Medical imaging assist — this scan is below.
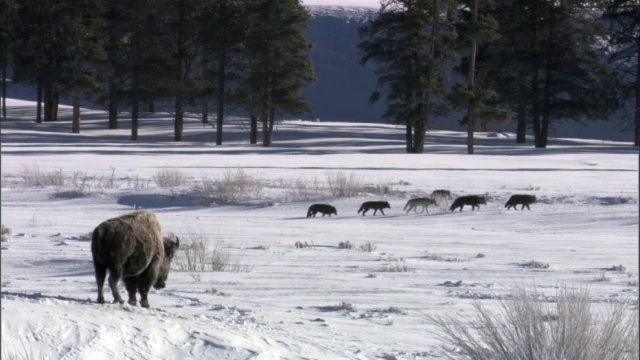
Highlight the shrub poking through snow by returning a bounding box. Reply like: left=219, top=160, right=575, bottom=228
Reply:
left=521, top=260, right=550, bottom=269
left=154, top=168, right=188, bottom=188
left=359, top=242, right=377, bottom=253
left=428, top=285, right=639, bottom=360
left=338, top=241, right=354, bottom=249
left=326, top=170, right=364, bottom=197
left=191, top=169, right=263, bottom=204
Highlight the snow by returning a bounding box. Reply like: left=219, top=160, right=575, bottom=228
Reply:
left=1, top=99, right=638, bottom=359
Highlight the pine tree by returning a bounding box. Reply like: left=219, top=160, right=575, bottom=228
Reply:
left=489, top=1, right=614, bottom=148
left=452, top=0, right=509, bottom=154
left=359, top=0, right=459, bottom=153
left=242, top=0, right=315, bottom=147
left=604, top=0, right=640, bottom=146
left=200, top=0, right=246, bottom=145
left=1, top=0, right=16, bottom=120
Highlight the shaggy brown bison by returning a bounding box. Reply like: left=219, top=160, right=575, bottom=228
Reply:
left=91, top=211, right=179, bottom=308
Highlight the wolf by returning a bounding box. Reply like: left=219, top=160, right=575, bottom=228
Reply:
left=449, top=195, right=486, bottom=212
left=357, top=201, right=390, bottom=216
left=430, top=189, right=451, bottom=199
left=505, top=194, right=537, bottom=210
left=307, top=204, right=338, bottom=217
left=404, top=197, right=437, bottom=214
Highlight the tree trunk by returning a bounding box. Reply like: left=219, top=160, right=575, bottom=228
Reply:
left=515, top=102, right=526, bottom=144
left=413, top=119, right=426, bottom=153
left=36, top=81, right=42, bottom=123
left=131, top=99, right=139, bottom=141
left=635, top=52, right=639, bottom=147
left=216, top=50, right=226, bottom=145
left=174, top=98, right=183, bottom=142
left=531, top=1, right=543, bottom=148
left=72, top=86, right=80, bottom=133
left=201, top=99, right=208, bottom=125
left=108, top=98, right=118, bottom=129
left=1, top=52, right=6, bottom=120
left=466, top=0, right=478, bottom=155
left=250, top=115, right=258, bottom=144
left=143, top=101, right=154, bottom=112
left=263, top=107, right=275, bottom=147
left=405, top=124, right=413, bottom=153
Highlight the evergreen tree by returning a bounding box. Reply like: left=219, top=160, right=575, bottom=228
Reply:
left=163, top=0, right=206, bottom=142
left=200, top=0, right=246, bottom=145
left=452, top=0, right=509, bottom=154
left=359, top=0, right=459, bottom=153
left=94, top=0, right=130, bottom=130
left=242, top=0, right=315, bottom=147
left=1, top=0, right=16, bottom=120
left=64, top=0, right=104, bottom=133
left=13, top=0, right=68, bottom=122
left=604, top=0, right=640, bottom=146
left=489, top=1, right=614, bottom=148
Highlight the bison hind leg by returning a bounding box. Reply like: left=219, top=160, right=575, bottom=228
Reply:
left=94, top=262, right=107, bottom=304
left=123, top=277, right=138, bottom=305
left=107, top=268, right=126, bottom=304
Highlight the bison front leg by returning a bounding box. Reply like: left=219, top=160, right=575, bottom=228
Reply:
left=107, top=268, right=126, bottom=304
left=123, top=277, right=138, bottom=305
left=137, top=264, right=160, bottom=308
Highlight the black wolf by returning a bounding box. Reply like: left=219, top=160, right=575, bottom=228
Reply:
left=505, top=194, right=537, bottom=210
left=358, top=201, right=391, bottom=216
left=91, top=211, right=180, bottom=308
left=307, top=204, right=337, bottom=217
left=449, top=195, right=487, bottom=212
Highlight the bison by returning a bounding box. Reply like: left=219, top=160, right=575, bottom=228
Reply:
left=91, top=211, right=179, bottom=308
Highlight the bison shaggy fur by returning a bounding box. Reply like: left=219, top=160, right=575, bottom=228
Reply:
left=91, top=211, right=179, bottom=308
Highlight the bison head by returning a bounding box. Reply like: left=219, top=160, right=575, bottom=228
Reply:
left=154, top=236, right=180, bottom=289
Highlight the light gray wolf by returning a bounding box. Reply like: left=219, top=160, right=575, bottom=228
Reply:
left=449, top=195, right=487, bottom=212
left=307, top=204, right=337, bottom=217
left=431, top=189, right=451, bottom=199
left=358, top=201, right=391, bottom=216
left=505, top=194, right=537, bottom=210
left=91, top=211, right=179, bottom=308
left=404, top=197, right=437, bottom=214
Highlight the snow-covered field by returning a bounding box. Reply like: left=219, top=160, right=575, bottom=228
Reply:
left=1, top=99, right=638, bottom=359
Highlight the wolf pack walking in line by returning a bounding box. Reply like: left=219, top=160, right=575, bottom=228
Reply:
left=307, top=190, right=537, bottom=218
left=90, top=191, right=536, bottom=307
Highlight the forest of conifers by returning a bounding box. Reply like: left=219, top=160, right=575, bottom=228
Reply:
left=0, top=0, right=638, bottom=151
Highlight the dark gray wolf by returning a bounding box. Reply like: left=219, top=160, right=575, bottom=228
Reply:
left=307, top=204, right=337, bottom=217
left=91, top=211, right=180, bottom=308
left=358, top=201, right=391, bottom=216
left=449, top=195, right=487, bottom=212
left=404, top=198, right=437, bottom=214
left=505, top=194, right=537, bottom=210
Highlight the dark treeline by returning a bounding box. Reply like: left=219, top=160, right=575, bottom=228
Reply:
left=0, top=0, right=314, bottom=146
left=1, top=0, right=638, bottom=150
left=359, top=0, right=639, bottom=151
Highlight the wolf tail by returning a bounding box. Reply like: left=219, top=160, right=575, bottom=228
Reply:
left=357, top=205, right=364, bottom=214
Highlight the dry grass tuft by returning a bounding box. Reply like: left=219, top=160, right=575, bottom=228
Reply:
left=428, top=285, right=638, bottom=360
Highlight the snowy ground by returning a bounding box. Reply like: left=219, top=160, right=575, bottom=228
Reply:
left=1, top=99, right=638, bottom=359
